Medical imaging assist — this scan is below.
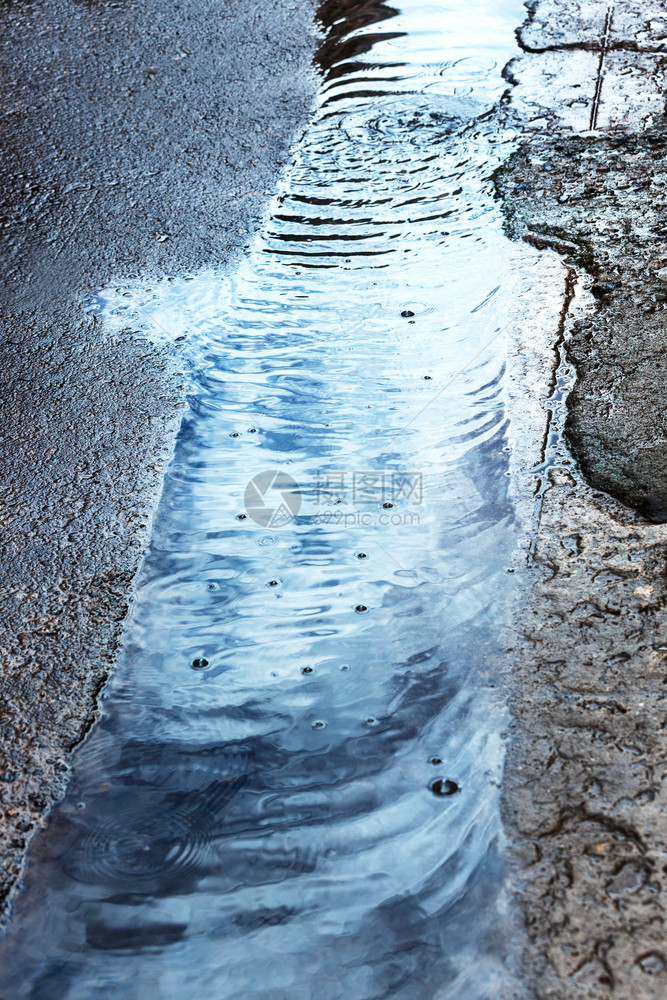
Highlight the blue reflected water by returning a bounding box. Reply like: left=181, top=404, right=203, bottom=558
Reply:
left=0, top=0, right=529, bottom=996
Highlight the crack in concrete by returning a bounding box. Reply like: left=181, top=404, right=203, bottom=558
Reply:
left=527, top=265, right=578, bottom=563
left=516, top=38, right=665, bottom=56
left=590, top=6, right=615, bottom=131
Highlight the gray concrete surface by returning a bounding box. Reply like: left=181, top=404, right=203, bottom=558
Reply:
left=0, top=0, right=318, bottom=916
left=498, top=1, right=667, bottom=996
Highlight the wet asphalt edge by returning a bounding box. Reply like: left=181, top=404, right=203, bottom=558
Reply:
left=0, top=0, right=319, bottom=918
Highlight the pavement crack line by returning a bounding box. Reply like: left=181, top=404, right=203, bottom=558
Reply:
left=516, top=38, right=662, bottom=56
left=528, top=264, right=578, bottom=563
left=590, top=6, right=615, bottom=131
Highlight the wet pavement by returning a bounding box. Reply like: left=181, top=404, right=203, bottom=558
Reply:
left=2, top=0, right=667, bottom=997
left=0, top=0, right=318, bottom=912
left=498, top=3, right=667, bottom=997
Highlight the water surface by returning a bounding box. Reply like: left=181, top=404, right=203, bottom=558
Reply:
left=1, top=0, right=529, bottom=996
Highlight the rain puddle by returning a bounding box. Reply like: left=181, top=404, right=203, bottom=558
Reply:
left=2, top=0, right=536, bottom=996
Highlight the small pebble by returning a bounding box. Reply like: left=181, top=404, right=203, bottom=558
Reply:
left=638, top=953, right=665, bottom=975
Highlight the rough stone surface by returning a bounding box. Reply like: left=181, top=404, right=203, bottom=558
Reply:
left=502, top=131, right=667, bottom=521
left=499, top=1, right=667, bottom=997
left=0, top=0, right=318, bottom=916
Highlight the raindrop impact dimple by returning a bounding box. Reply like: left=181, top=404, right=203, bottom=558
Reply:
left=430, top=778, right=460, bottom=797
